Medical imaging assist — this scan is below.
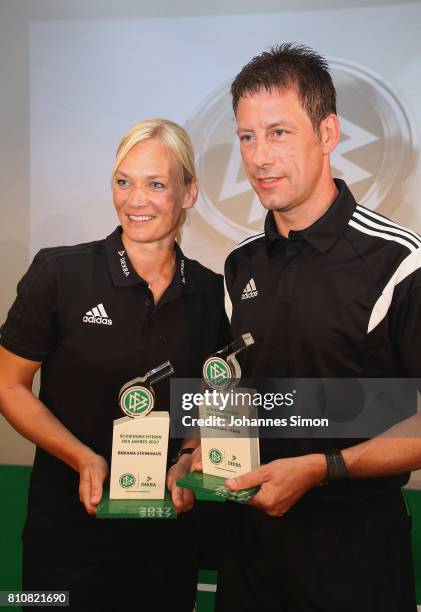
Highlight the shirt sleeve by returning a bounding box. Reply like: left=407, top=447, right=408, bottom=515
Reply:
left=0, top=249, right=59, bottom=361
left=224, top=251, right=235, bottom=294
left=217, top=277, right=232, bottom=349
left=394, top=284, right=421, bottom=377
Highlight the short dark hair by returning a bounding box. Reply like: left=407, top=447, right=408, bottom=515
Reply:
left=231, top=43, right=337, bottom=132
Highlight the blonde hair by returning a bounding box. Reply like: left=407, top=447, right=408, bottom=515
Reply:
left=112, top=118, right=195, bottom=185
left=112, top=119, right=195, bottom=237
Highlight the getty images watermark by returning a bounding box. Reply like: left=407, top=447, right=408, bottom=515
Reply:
left=179, top=388, right=328, bottom=429
left=170, top=379, right=420, bottom=439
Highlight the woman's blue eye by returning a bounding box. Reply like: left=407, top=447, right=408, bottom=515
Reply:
left=151, top=182, right=164, bottom=189
left=116, top=179, right=129, bottom=187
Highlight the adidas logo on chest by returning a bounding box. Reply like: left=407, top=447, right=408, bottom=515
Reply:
left=82, top=303, right=113, bottom=325
left=241, top=278, right=258, bottom=300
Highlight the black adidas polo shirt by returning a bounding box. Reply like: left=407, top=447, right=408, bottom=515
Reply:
left=225, top=179, right=421, bottom=500
left=1, top=227, right=230, bottom=526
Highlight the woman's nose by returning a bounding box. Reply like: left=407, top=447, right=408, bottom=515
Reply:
left=127, top=187, right=147, bottom=208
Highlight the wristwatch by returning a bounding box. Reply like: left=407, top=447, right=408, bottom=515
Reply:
left=324, top=449, right=349, bottom=481
left=172, top=447, right=195, bottom=464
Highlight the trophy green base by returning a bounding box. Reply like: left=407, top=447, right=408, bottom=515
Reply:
left=177, top=472, right=259, bottom=504
left=97, top=488, right=176, bottom=519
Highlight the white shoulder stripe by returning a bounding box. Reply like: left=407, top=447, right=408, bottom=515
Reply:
left=356, top=205, right=421, bottom=246
left=224, top=276, right=232, bottom=322
left=349, top=219, right=416, bottom=252
left=352, top=211, right=421, bottom=249
left=368, top=248, right=421, bottom=332
left=231, top=231, right=265, bottom=252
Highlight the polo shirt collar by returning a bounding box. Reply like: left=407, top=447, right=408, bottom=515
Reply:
left=105, top=226, right=195, bottom=292
left=265, top=178, right=357, bottom=254
left=174, top=241, right=195, bottom=294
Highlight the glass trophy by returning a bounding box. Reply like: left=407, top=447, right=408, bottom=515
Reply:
left=97, top=361, right=177, bottom=519
left=177, top=334, right=260, bottom=503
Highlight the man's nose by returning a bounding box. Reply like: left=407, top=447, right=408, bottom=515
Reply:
left=253, top=138, right=274, bottom=168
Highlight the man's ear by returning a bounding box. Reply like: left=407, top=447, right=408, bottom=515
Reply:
left=319, top=114, right=340, bottom=155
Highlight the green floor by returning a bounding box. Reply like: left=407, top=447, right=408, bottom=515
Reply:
left=1, top=466, right=421, bottom=609
left=404, top=488, right=421, bottom=602
left=0, top=466, right=217, bottom=611
left=0, top=467, right=31, bottom=593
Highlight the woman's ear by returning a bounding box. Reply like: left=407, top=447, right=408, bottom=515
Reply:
left=182, top=177, right=199, bottom=210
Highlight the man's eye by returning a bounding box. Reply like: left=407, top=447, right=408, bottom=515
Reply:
left=240, top=134, right=254, bottom=143
left=273, top=129, right=285, bottom=137
left=116, top=179, right=130, bottom=187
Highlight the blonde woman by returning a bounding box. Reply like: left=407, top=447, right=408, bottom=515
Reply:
left=0, top=119, right=230, bottom=611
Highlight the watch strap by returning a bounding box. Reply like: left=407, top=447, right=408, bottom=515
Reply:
left=173, top=447, right=195, bottom=464
left=324, top=449, right=349, bottom=481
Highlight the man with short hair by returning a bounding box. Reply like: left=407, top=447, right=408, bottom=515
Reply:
left=218, top=43, right=420, bottom=612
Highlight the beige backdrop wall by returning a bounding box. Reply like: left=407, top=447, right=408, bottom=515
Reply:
left=1, top=0, right=420, bottom=472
